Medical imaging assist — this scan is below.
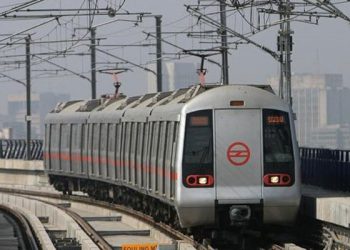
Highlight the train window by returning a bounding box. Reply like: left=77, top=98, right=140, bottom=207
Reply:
left=44, top=124, right=50, bottom=168
left=153, top=122, right=161, bottom=192
left=107, top=124, right=115, bottom=178
left=129, top=123, right=134, bottom=182
left=108, top=124, right=115, bottom=152
left=100, top=124, right=107, bottom=152
left=121, top=123, right=126, bottom=165
left=50, top=124, right=56, bottom=150
left=93, top=123, right=100, bottom=174
left=55, top=124, right=60, bottom=148
left=69, top=125, right=72, bottom=150
left=161, top=122, right=169, bottom=195
left=81, top=124, right=86, bottom=150
left=141, top=123, right=149, bottom=189
left=149, top=122, right=157, bottom=190
left=93, top=124, right=100, bottom=149
left=88, top=123, right=94, bottom=174
left=183, top=111, right=213, bottom=165
left=71, top=124, right=78, bottom=149
left=130, top=122, right=137, bottom=183
left=70, top=125, right=74, bottom=148
left=60, top=124, right=65, bottom=148
left=263, top=110, right=294, bottom=164
left=125, top=123, right=129, bottom=181
left=164, top=122, right=174, bottom=198
left=48, top=124, right=54, bottom=169
left=76, top=125, right=80, bottom=149
left=44, top=124, right=49, bottom=153
left=116, top=124, right=122, bottom=181
left=77, top=125, right=81, bottom=152
left=58, top=124, right=63, bottom=171
left=61, top=124, right=69, bottom=149
left=171, top=122, right=179, bottom=195
left=157, top=121, right=167, bottom=194
left=135, top=123, right=143, bottom=186
left=81, top=124, right=86, bottom=174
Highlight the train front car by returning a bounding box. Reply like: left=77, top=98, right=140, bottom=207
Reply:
left=174, top=85, right=301, bottom=228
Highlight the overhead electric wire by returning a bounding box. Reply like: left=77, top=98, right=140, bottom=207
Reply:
left=0, top=0, right=348, bottom=94
left=0, top=18, right=57, bottom=43
left=33, top=54, right=91, bottom=82
left=0, top=0, right=44, bottom=17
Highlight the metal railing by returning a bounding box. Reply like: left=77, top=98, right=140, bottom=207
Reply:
left=300, top=147, right=350, bottom=191
left=0, top=139, right=43, bottom=160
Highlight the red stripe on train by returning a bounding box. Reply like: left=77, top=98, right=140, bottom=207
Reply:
left=47, top=152, right=178, bottom=180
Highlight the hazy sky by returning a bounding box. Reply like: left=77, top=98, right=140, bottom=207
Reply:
left=0, top=0, right=349, bottom=114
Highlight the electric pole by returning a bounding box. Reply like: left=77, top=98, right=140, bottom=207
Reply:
left=155, top=15, right=163, bottom=92
left=25, top=35, right=31, bottom=160
left=220, top=1, right=229, bottom=85
left=278, top=0, right=293, bottom=105
left=90, top=27, right=97, bottom=99
left=285, top=0, right=293, bottom=106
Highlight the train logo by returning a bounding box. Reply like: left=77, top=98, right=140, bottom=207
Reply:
left=226, top=141, right=251, bottom=166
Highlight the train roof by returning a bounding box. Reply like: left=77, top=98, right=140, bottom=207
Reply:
left=45, top=84, right=288, bottom=124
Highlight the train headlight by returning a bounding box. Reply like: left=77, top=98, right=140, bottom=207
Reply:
left=270, top=176, right=280, bottom=184
left=198, top=177, right=208, bottom=185
left=263, top=174, right=292, bottom=186
left=185, top=175, right=214, bottom=187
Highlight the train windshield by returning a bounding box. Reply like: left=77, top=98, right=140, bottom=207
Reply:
left=183, top=110, right=213, bottom=164
left=263, top=109, right=294, bottom=165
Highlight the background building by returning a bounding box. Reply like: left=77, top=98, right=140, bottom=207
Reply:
left=6, top=92, right=69, bottom=139
left=310, top=124, right=350, bottom=149
left=147, top=62, right=198, bottom=92
left=268, top=73, right=350, bottom=149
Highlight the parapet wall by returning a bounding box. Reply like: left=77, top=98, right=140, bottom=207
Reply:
left=0, top=159, right=49, bottom=188
left=0, top=159, right=44, bottom=170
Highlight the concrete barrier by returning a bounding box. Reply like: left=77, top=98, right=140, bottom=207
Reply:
left=0, top=159, right=52, bottom=190
left=301, top=185, right=350, bottom=228
left=0, top=159, right=44, bottom=170
left=0, top=193, right=99, bottom=250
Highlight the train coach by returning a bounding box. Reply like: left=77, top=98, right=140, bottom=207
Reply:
left=44, top=84, right=301, bottom=229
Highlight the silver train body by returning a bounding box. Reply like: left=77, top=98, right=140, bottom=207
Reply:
left=44, top=84, right=301, bottom=228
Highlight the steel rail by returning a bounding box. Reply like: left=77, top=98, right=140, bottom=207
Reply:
left=24, top=196, right=113, bottom=250
left=0, top=204, right=40, bottom=250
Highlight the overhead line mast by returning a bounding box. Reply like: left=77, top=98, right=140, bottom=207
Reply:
left=155, top=15, right=163, bottom=92
left=25, top=36, right=31, bottom=160
left=219, top=0, right=229, bottom=85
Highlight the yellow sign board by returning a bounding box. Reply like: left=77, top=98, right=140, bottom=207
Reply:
left=121, top=243, right=158, bottom=250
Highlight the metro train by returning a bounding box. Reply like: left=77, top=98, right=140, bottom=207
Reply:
left=44, top=84, right=301, bottom=230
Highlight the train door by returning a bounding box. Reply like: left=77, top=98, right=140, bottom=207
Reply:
left=214, top=109, right=262, bottom=202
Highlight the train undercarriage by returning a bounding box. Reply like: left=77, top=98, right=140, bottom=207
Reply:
left=49, top=174, right=182, bottom=229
